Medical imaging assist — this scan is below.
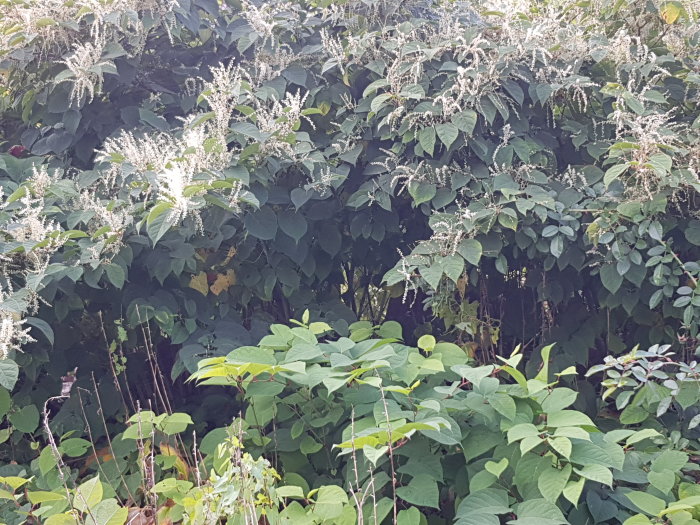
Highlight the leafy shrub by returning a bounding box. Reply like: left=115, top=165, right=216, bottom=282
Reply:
left=0, top=0, right=699, bottom=523
left=3, top=317, right=699, bottom=524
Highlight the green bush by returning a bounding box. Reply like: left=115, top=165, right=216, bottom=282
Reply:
left=0, top=0, right=699, bottom=523
left=5, top=318, right=700, bottom=523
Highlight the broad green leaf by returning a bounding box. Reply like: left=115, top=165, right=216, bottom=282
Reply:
left=600, top=264, right=623, bottom=294
left=157, top=413, right=193, bottom=435
left=452, top=109, right=478, bottom=134
left=74, top=476, right=103, bottom=513
left=84, top=498, right=128, bottom=525
left=625, top=491, right=666, bottom=516
left=27, top=491, right=66, bottom=504
left=396, top=474, right=439, bottom=509
left=563, top=477, right=585, bottom=507
left=244, top=206, right=278, bottom=240
left=9, top=404, right=39, bottom=433
left=489, top=393, right=516, bottom=421
left=541, top=388, right=578, bottom=413
left=573, top=464, right=612, bottom=486
left=45, top=514, right=79, bottom=525
left=0, top=360, right=19, bottom=391
left=549, top=437, right=572, bottom=459
left=0, top=388, right=10, bottom=418
left=537, top=463, right=571, bottom=502
left=604, top=163, right=629, bottom=187
left=313, top=485, right=349, bottom=520
left=418, top=127, right=436, bottom=157
left=485, top=458, right=508, bottom=478
left=546, top=410, right=594, bottom=428
left=397, top=507, right=422, bottom=525
left=507, top=423, right=540, bottom=443
left=457, top=239, right=483, bottom=265
left=279, top=210, right=308, bottom=242
left=647, top=469, right=675, bottom=494
left=417, top=334, right=436, bottom=352
left=436, top=122, right=459, bottom=149
left=651, top=450, right=688, bottom=473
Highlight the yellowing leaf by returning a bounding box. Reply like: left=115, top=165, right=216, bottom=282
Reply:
left=189, top=272, right=209, bottom=296
left=210, top=269, right=236, bottom=296
left=220, top=246, right=237, bottom=267
left=159, top=443, right=189, bottom=480
left=660, top=1, right=682, bottom=23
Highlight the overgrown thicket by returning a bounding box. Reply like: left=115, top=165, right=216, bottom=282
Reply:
left=1, top=0, right=700, bottom=523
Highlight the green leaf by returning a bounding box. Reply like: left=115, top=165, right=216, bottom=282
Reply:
left=0, top=360, right=19, bottom=391
left=417, top=334, right=436, bottom=352
left=541, top=388, right=578, bottom=413
left=27, top=491, right=66, bottom=504
left=420, top=265, right=443, bottom=289
left=408, top=182, right=436, bottom=205
left=489, top=393, right=516, bottom=421
left=74, top=476, right=103, bottom=513
left=647, top=470, right=675, bottom=494
left=60, top=438, right=91, bottom=457
left=9, top=404, right=39, bottom=433
left=549, top=437, right=572, bottom=459
left=457, top=239, right=483, bottom=265
left=396, top=474, right=439, bottom=509
left=313, top=485, right=349, bottom=520
left=397, top=507, right=422, bottom=525
left=25, top=317, right=54, bottom=345
left=244, top=206, right=278, bottom=240
left=651, top=450, right=688, bottom=473
left=436, top=123, right=459, bottom=149
left=507, top=423, right=539, bottom=443
left=538, top=463, right=571, bottom=503
left=535, top=344, right=553, bottom=383
left=456, top=488, right=510, bottom=516
left=440, top=254, right=464, bottom=283
left=279, top=210, right=308, bottom=242
left=371, top=93, right=392, bottom=113
left=0, top=388, right=9, bottom=419
left=625, top=491, right=666, bottom=516
left=104, top=264, right=125, bottom=289
left=512, top=498, right=567, bottom=524
left=45, top=514, right=78, bottom=525
left=604, top=163, right=629, bottom=187
left=84, top=498, right=128, bottom=525
left=562, top=477, right=585, bottom=507
left=146, top=206, right=174, bottom=245
left=573, top=464, right=612, bottom=486
left=546, top=410, right=594, bottom=428
left=157, top=413, right=193, bottom=435
left=600, top=264, right=623, bottom=294
left=418, top=127, right=436, bottom=157
left=453, top=109, right=478, bottom=135
left=485, top=458, right=508, bottom=478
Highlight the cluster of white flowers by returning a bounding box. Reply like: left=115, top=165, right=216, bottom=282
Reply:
left=96, top=62, right=252, bottom=225
left=390, top=161, right=454, bottom=195
left=199, top=63, right=244, bottom=143
left=254, top=91, right=312, bottom=156
left=240, top=1, right=298, bottom=47
left=78, top=191, right=134, bottom=238
left=0, top=289, right=35, bottom=360
left=1, top=167, right=62, bottom=246
left=58, top=30, right=111, bottom=105
left=2, top=0, right=178, bottom=109
left=1, top=0, right=178, bottom=56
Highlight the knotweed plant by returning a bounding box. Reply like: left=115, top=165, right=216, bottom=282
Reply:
left=0, top=287, right=35, bottom=360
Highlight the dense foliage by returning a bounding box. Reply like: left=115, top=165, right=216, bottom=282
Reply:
left=0, top=0, right=699, bottom=523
